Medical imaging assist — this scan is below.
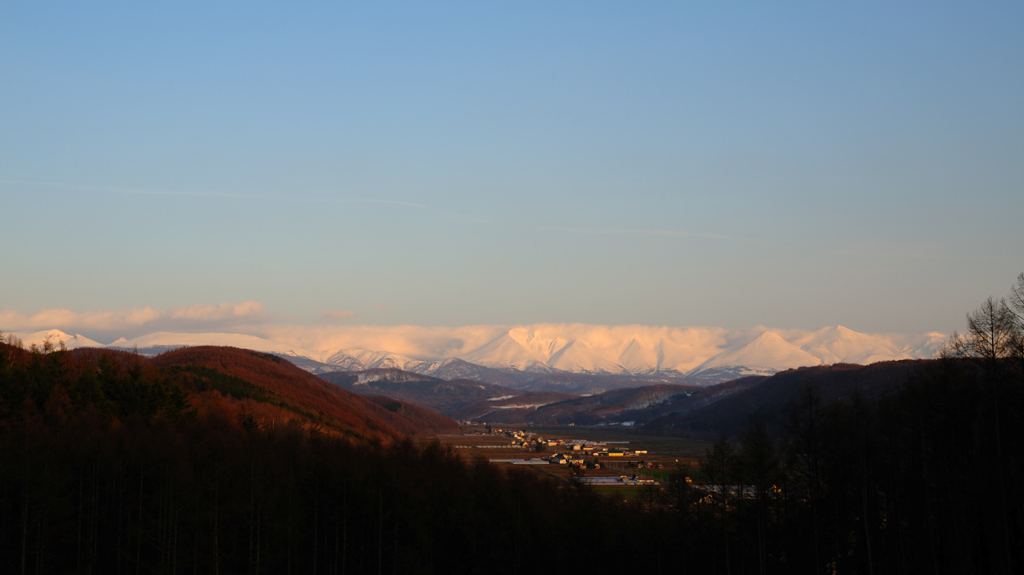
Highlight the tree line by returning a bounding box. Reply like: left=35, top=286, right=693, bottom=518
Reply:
left=680, top=273, right=1024, bottom=574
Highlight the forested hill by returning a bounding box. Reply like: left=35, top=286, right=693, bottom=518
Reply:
left=646, top=359, right=930, bottom=437
left=0, top=342, right=458, bottom=440
left=150, top=346, right=459, bottom=437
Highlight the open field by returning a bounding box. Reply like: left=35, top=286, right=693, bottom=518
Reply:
left=430, top=424, right=711, bottom=459
left=593, top=486, right=644, bottom=499
left=424, top=425, right=712, bottom=494
left=422, top=431, right=533, bottom=463
left=523, top=425, right=711, bottom=459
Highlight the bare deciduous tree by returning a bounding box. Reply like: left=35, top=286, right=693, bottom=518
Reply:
left=943, top=297, right=1019, bottom=371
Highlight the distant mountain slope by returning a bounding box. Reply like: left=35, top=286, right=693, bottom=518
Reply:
left=449, top=378, right=767, bottom=426
left=447, top=360, right=929, bottom=430
left=416, top=358, right=530, bottom=385
left=319, top=369, right=523, bottom=414
left=446, top=391, right=578, bottom=424
left=408, top=358, right=697, bottom=394
left=314, top=365, right=760, bottom=426
left=317, top=367, right=582, bottom=420
left=646, top=360, right=930, bottom=437
left=451, top=384, right=696, bottom=425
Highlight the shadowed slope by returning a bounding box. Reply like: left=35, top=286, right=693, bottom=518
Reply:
left=321, top=368, right=525, bottom=413
left=647, top=359, right=929, bottom=437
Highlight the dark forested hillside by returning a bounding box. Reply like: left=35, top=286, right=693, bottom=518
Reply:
left=647, top=360, right=928, bottom=437
left=0, top=342, right=456, bottom=443
left=0, top=382, right=654, bottom=574
left=150, top=347, right=458, bottom=437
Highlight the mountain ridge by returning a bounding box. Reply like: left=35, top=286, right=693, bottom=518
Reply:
left=9, top=324, right=945, bottom=387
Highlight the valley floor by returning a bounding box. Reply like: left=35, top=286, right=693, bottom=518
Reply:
left=424, top=424, right=711, bottom=500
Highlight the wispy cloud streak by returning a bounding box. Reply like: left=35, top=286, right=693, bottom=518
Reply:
left=0, top=301, right=269, bottom=335
left=0, top=180, right=428, bottom=210
left=318, top=309, right=363, bottom=322
left=544, top=226, right=750, bottom=242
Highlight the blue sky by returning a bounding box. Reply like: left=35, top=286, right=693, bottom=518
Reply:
left=2, top=2, right=1022, bottom=335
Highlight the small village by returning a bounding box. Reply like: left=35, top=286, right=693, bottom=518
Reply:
left=444, top=425, right=687, bottom=489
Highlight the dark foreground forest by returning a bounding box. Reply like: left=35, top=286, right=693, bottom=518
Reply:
left=1, top=276, right=1023, bottom=574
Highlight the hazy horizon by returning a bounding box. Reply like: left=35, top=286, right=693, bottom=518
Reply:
left=2, top=302, right=947, bottom=349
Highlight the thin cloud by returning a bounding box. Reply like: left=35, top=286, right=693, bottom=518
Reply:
left=0, top=180, right=244, bottom=199
left=0, top=300, right=269, bottom=334
left=544, top=226, right=750, bottom=242
left=0, top=180, right=428, bottom=210
left=312, top=198, right=428, bottom=210
left=170, top=301, right=270, bottom=322
left=319, top=309, right=363, bottom=322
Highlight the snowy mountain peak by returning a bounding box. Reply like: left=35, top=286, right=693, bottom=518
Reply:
left=689, top=331, right=823, bottom=376
left=463, top=331, right=551, bottom=372
left=547, top=338, right=627, bottom=374
left=11, top=330, right=103, bottom=350
left=794, top=325, right=910, bottom=365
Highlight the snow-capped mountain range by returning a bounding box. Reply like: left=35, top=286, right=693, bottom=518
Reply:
left=7, top=324, right=947, bottom=385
